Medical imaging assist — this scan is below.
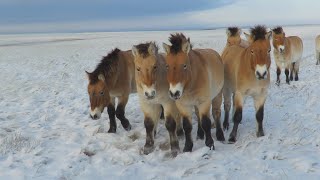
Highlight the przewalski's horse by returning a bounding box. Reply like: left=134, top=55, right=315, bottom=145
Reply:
left=86, top=48, right=135, bottom=133
left=163, top=33, right=224, bottom=152
left=315, top=35, right=320, bottom=65
left=221, top=27, right=249, bottom=58
left=221, top=25, right=272, bottom=143
left=132, top=42, right=181, bottom=156
left=272, top=27, right=303, bottom=85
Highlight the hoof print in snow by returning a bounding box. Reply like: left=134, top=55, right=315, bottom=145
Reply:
left=83, top=150, right=95, bottom=157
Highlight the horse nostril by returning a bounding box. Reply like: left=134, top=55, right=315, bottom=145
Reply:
left=151, top=91, right=155, bottom=96
left=145, top=92, right=149, bottom=97
left=93, top=115, right=98, bottom=119
left=174, top=91, right=180, bottom=97
left=90, top=115, right=93, bottom=119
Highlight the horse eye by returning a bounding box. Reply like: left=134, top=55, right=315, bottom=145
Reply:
left=100, top=91, right=104, bottom=96
left=268, top=49, right=271, bottom=54
left=183, top=64, right=187, bottom=69
left=137, top=67, right=140, bottom=72
left=153, top=66, right=157, bottom=70
left=166, top=64, right=169, bottom=70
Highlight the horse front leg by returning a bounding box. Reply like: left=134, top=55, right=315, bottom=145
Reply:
left=254, top=92, right=267, bottom=137
left=212, top=90, right=225, bottom=142
left=198, top=101, right=215, bottom=150
left=176, top=103, right=193, bottom=152
left=195, top=106, right=204, bottom=140
left=107, top=97, right=116, bottom=133
left=285, top=67, right=290, bottom=84
left=163, top=103, right=180, bottom=157
left=276, top=66, right=281, bottom=86
left=229, top=92, right=243, bottom=143
left=116, top=95, right=131, bottom=131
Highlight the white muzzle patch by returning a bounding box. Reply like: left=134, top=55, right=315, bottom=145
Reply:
left=90, top=107, right=102, bottom=120
left=142, top=84, right=156, bottom=99
left=169, top=83, right=184, bottom=100
left=278, top=45, right=285, bottom=52
left=255, top=64, right=268, bottom=80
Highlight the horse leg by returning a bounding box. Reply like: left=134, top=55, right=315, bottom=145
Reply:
left=223, top=87, right=232, bottom=131
left=116, top=95, right=131, bottom=131
left=107, top=97, right=117, bottom=133
left=285, top=67, right=290, bottom=84
left=229, top=92, right=243, bottom=143
left=316, top=51, right=320, bottom=65
left=294, top=61, right=300, bottom=81
left=198, top=101, right=215, bottom=150
left=176, top=103, right=193, bottom=152
left=254, top=93, right=267, bottom=137
left=289, top=62, right=294, bottom=81
left=163, top=103, right=180, bottom=157
left=212, top=90, right=225, bottom=141
left=195, top=106, right=204, bottom=140
left=142, top=104, right=161, bottom=155
left=276, top=67, right=281, bottom=86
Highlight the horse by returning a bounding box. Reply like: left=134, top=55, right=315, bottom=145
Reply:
left=316, top=35, right=320, bottom=65
left=224, top=27, right=249, bottom=49
left=86, top=48, right=135, bottom=133
left=221, top=25, right=271, bottom=143
left=132, top=42, right=182, bottom=156
left=163, top=33, right=224, bottom=152
left=271, top=26, right=303, bottom=85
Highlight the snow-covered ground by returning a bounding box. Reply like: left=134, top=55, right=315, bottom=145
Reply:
left=1, top=25, right=320, bottom=179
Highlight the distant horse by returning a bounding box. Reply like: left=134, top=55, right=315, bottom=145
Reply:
left=86, top=48, right=135, bottom=133
left=223, top=27, right=249, bottom=50
left=272, top=27, right=303, bottom=85
left=221, top=25, right=271, bottom=143
left=163, top=33, right=224, bottom=152
left=316, top=35, right=320, bottom=65
left=132, top=42, right=181, bottom=156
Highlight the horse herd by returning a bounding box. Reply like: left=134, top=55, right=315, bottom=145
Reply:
left=86, top=25, right=317, bottom=157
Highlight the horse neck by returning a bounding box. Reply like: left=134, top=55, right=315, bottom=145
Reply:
left=241, top=48, right=255, bottom=76
left=155, top=54, right=168, bottom=88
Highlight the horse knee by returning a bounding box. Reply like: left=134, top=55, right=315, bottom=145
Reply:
left=165, top=116, right=176, bottom=133
left=115, top=106, right=124, bottom=119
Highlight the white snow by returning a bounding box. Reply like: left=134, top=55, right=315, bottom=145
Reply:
left=1, top=25, right=320, bottom=179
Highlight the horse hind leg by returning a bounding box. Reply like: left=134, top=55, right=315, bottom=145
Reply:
left=276, top=67, right=281, bottom=86
left=115, top=95, right=131, bottom=131
left=195, top=106, right=204, bottom=140
left=212, top=90, right=225, bottom=141
left=229, top=92, right=243, bottom=143
left=316, top=51, right=320, bottom=65
left=222, top=88, right=232, bottom=131
left=285, top=67, right=290, bottom=85
left=289, top=62, right=294, bottom=81
left=294, top=61, right=300, bottom=81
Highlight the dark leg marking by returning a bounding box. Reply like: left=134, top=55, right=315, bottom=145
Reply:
left=290, top=63, right=295, bottom=81
left=276, top=67, right=281, bottom=86
left=201, top=115, right=214, bottom=150
left=116, top=105, right=131, bottom=131
left=229, top=108, right=242, bottom=143
left=144, top=117, right=155, bottom=155
left=197, top=118, right=204, bottom=140
left=165, top=116, right=180, bottom=157
left=107, top=105, right=116, bottom=133
left=182, top=117, right=193, bottom=152
left=256, top=105, right=265, bottom=137
left=285, top=68, right=290, bottom=84
left=223, top=103, right=230, bottom=131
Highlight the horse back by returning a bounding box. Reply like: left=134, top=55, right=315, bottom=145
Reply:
left=287, top=36, right=303, bottom=61
left=118, top=50, right=137, bottom=93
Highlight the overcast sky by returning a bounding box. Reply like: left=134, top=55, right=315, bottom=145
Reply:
left=1, top=0, right=320, bottom=33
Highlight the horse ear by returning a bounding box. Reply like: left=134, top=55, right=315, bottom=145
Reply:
left=266, top=31, right=272, bottom=40
left=132, top=45, right=139, bottom=58
left=182, top=41, right=191, bottom=54
left=148, top=42, right=158, bottom=56
left=98, top=74, right=105, bottom=82
left=85, top=71, right=91, bottom=81
left=163, top=43, right=170, bottom=55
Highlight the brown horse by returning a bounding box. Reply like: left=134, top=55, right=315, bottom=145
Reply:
left=132, top=42, right=181, bottom=156
left=86, top=48, right=136, bottom=133
left=225, top=27, right=249, bottom=48
left=163, top=33, right=224, bottom=152
left=272, top=26, right=303, bottom=85
left=221, top=25, right=271, bottom=143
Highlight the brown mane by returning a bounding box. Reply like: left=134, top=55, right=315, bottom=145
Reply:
left=227, top=27, right=240, bottom=37
left=251, top=25, right=268, bottom=41
left=168, top=33, right=192, bottom=54
left=89, top=48, right=120, bottom=84
left=272, top=26, right=283, bottom=34
left=135, top=42, right=158, bottom=58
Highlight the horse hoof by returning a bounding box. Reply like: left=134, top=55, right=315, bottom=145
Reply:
left=123, top=123, right=132, bottom=131
left=183, top=143, right=193, bottom=152
left=295, top=77, right=299, bottom=81
left=256, top=131, right=265, bottom=137
left=228, top=136, right=236, bottom=143
left=107, top=128, right=116, bottom=133
left=197, top=134, right=204, bottom=140
left=205, top=138, right=214, bottom=148
left=290, top=76, right=293, bottom=81
left=143, top=145, right=155, bottom=155
left=286, top=80, right=290, bottom=85
left=216, top=129, right=225, bottom=141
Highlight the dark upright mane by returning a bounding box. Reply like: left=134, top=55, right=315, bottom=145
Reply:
left=168, top=33, right=191, bottom=54
left=227, top=27, right=240, bottom=36
left=250, top=25, right=267, bottom=41
left=135, top=42, right=158, bottom=58
left=89, top=48, right=120, bottom=84
left=272, top=26, right=283, bottom=34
